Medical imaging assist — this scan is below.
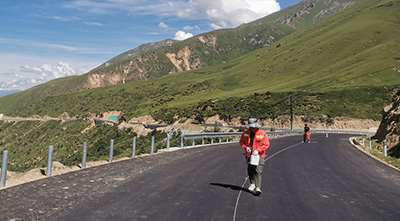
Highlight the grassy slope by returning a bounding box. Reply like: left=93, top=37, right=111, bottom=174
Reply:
left=0, top=0, right=356, bottom=114
left=6, top=0, right=396, bottom=120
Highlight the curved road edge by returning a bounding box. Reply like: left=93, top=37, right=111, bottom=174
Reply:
left=349, top=136, right=400, bottom=172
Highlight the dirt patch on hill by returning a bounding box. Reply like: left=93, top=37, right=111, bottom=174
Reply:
left=259, top=115, right=379, bottom=130
left=122, top=114, right=379, bottom=136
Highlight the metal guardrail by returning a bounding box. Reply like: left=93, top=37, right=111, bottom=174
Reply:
left=180, top=132, right=240, bottom=147
left=180, top=128, right=373, bottom=148
left=309, top=128, right=373, bottom=135
left=182, top=132, right=243, bottom=140
left=180, top=131, right=302, bottom=147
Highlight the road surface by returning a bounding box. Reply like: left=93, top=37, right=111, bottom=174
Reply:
left=0, top=134, right=399, bottom=220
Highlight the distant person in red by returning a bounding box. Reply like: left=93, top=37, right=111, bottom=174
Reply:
left=239, top=118, right=270, bottom=195
left=303, top=124, right=310, bottom=143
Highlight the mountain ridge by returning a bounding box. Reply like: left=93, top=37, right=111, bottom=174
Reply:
left=0, top=0, right=358, bottom=105
left=86, top=0, right=358, bottom=89
left=97, top=39, right=177, bottom=69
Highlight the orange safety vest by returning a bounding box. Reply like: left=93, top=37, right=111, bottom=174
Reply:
left=303, top=132, right=310, bottom=139
left=239, top=129, right=270, bottom=157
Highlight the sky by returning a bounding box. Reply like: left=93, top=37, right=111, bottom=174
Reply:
left=0, top=0, right=302, bottom=91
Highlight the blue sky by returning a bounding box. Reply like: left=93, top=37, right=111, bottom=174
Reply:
left=0, top=0, right=302, bottom=91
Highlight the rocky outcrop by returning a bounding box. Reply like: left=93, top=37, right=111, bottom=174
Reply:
left=84, top=52, right=155, bottom=89
left=166, top=46, right=200, bottom=72
left=277, top=2, right=316, bottom=25
left=275, top=0, right=356, bottom=25
left=86, top=72, right=127, bottom=88
left=314, top=0, right=356, bottom=22
left=374, top=90, right=400, bottom=157
left=197, top=34, right=217, bottom=49
left=99, top=39, right=176, bottom=68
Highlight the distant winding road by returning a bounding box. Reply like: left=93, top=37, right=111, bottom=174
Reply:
left=1, top=134, right=399, bottom=220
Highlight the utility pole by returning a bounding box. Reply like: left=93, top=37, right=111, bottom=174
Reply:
left=290, top=93, right=293, bottom=131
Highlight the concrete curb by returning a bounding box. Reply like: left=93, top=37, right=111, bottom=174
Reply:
left=349, top=137, right=400, bottom=172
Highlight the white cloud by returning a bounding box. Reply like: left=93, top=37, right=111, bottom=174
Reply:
left=173, top=31, right=193, bottom=41
left=175, top=0, right=280, bottom=29
left=183, top=25, right=199, bottom=30
left=61, top=0, right=281, bottom=40
left=63, top=0, right=176, bottom=16
left=0, top=37, right=85, bottom=53
left=21, top=62, right=80, bottom=80
left=85, top=21, right=105, bottom=26
left=63, top=0, right=280, bottom=30
left=0, top=61, right=92, bottom=91
left=48, top=15, right=80, bottom=22
left=158, top=22, right=169, bottom=29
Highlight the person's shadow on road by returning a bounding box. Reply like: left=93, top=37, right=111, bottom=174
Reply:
left=210, top=183, right=252, bottom=194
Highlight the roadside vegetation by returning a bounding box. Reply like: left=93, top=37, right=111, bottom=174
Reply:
left=0, top=120, right=182, bottom=173
left=354, top=136, right=400, bottom=170
left=0, top=120, right=231, bottom=173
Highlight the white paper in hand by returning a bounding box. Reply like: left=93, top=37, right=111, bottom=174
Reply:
left=250, top=154, right=260, bottom=165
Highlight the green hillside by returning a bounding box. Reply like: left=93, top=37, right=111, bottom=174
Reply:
left=0, top=0, right=398, bottom=122
left=0, top=0, right=358, bottom=113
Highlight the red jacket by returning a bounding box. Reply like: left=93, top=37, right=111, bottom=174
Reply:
left=239, top=129, right=270, bottom=157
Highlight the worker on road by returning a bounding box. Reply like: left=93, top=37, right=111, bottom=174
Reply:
left=303, top=124, right=310, bottom=143
left=239, top=118, right=270, bottom=196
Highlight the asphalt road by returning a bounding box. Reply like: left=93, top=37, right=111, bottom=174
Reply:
left=1, top=134, right=399, bottom=221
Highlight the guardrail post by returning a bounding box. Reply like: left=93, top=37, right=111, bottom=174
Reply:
left=166, top=135, right=170, bottom=149
left=368, top=137, right=371, bottom=151
left=109, top=139, right=114, bottom=163
left=181, top=134, right=184, bottom=148
left=211, top=137, right=214, bottom=144
left=47, top=146, right=53, bottom=177
left=151, top=136, right=155, bottom=154
left=1, top=150, right=9, bottom=187
left=192, top=139, right=195, bottom=146
left=219, top=137, right=221, bottom=143
left=132, top=137, right=136, bottom=158
left=384, top=139, right=387, bottom=157
left=226, top=136, right=229, bottom=142
left=82, top=142, right=87, bottom=169
left=362, top=135, right=365, bottom=146
left=202, top=137, right=205, bottom=145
